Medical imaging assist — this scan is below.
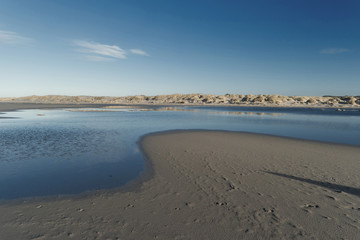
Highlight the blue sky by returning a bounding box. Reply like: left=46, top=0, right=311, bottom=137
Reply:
left=0, top=0, right=359, bottom=97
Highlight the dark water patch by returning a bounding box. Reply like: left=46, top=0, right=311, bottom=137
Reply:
left=0, top=127, right=126, bottom=162
left=0, top=155, right=143, bottom=200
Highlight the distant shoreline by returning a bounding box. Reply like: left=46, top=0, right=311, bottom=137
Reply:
left=1, top=94, right=360, bottom=109
left=1, top=102, right=359, bottom=118
left=0, top=102, right=119, bottom=113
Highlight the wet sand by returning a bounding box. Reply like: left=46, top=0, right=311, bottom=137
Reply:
left=0, top=102, right=143, bottom=119
left=0, top=131, right=359, bottom=239
left=0, top=102, right=117, bottom=113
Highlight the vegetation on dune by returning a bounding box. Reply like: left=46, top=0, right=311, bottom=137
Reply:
left=1, top=94, right=359, bottom=107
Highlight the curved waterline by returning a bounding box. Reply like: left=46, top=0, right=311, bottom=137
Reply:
left=0, top=105, right=359, bottom=199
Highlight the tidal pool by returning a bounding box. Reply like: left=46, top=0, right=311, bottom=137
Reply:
left=0, top=106, right=359, bottom=199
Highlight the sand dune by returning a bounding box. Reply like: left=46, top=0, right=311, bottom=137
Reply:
left=1, top=94, right=360, bottom=108
left=0, top=131, right=359, bottom=239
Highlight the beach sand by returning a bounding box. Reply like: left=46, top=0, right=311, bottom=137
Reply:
left=0, top=103, right=117, bottom=113
left=0, top=130, right=360, bottom=239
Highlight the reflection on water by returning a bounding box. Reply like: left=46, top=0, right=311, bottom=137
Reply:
left=103, top=105, right=146, bottom=109
left=208, top=111, right=282, bottom=116
left=0, top=106, right=359, bottom=199
left=142, top=107, right=282, bottom=116
left=69, top=106, right=283, bottom=116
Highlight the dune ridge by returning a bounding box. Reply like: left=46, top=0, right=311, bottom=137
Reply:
left=1, top=94, right=360, bottom=108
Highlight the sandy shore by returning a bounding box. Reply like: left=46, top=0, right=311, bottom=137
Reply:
left=0, top=103, right=150, bottom=118
left=0, top=131, right=360, bottom=239
left=0, top=102, right=121, bottom=113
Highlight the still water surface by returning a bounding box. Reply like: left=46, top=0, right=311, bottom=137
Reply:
left=0, top=106, right=359, bottom=199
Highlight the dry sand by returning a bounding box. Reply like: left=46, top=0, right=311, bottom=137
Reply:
left=1, top=131, right=360, bottom=239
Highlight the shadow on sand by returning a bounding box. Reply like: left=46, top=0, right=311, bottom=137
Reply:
left=265, top=171, right=360, bottom=197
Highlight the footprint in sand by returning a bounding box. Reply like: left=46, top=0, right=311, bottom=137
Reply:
left=326, top=195, right=336, bottom=200
left=125, top=204, right=135, bottom=209
left=262, top=207, right=275, bottom=213
left=185, top=202, right=196, bottom=208
left=304, top=204, right=320, bottom=208
left=302, top=204, right=320, bottom=213
left=215, top=202, right=228, bottom=206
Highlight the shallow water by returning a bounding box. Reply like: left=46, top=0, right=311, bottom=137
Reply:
left=0, top=106, right=359, bottom=199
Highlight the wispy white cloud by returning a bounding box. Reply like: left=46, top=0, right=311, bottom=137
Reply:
left=130, top=49, right=149, bottom=56
left=320, top=48, right=350, bottom=54
left=0, top=30, right=32, bottom=44
left=82, top=55, right=116, bottom=62
left=73, top=40, right=127, bottom=61
left=73, top=40, right=149, bottom=61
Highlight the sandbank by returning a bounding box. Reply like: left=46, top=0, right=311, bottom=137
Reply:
left=0, top=130, right=360, bottom=239
left=0, top=102, right=118, bottom=113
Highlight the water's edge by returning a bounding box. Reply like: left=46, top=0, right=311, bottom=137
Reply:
left=1, top=104, right=359, bottom=203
